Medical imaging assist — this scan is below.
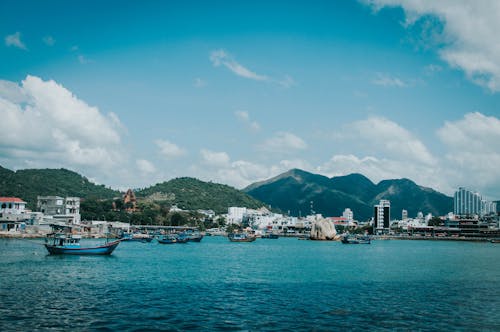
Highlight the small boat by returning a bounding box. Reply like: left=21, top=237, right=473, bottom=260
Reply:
left=261, top=233, right=279, bottom=239
left=341, top=235, right=371, bottom=244
left=45, top=233, right=120, bottom=255
left=120, top=233, right=153, bottom=243
left=178, top=231, right=204, bottom=242
left=228, top=233, right=256, bottom=242
left=491, top=239, right=500, bottom=243
left=158, top=234, right=177, bottom=244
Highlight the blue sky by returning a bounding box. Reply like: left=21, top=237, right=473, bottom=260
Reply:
left=1, top=0, right=500, bottom=200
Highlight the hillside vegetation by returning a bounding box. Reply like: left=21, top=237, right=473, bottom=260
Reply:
left=0, top=166, right=119, bottom=209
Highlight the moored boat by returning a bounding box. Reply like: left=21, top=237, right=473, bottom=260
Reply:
left=261, top=233, right=279, bottom=239
left=120, top=233, right=153, bottom=243
left=179, top=231, right=204, bottom=242
left=341, top=235, right=371, bottom=244
left=45, top=233, right=120, bottom=255
left=228, top=233, right=256, bottom=242
left=158, top=234, right=177, bottom=244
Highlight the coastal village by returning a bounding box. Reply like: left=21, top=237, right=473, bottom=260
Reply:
left=1, top=186, right=499, bottom=241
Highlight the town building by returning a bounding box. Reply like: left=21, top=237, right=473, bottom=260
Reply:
left=37, top=196, right=81, bottom=224
left=0, top=197, right=27, bottom=217
left=374, top=199, right=390, bottom=233
left=227, top=207, right=247, bottom=224
left=342, top=208, right=353, bottom=222
left=402, top=209, right=408, bottom=221
left=454, top=187, right=497, bottom=216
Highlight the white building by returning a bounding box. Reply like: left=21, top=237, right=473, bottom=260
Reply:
left=342, top=208, right=353, bottom=222
left=374, top=200, right=390, bottom=232
left=0, top=197, right=27, bottom=216
left=402, top=209, right=408, bottom=221
left=227, top=207, right=247, bottom=224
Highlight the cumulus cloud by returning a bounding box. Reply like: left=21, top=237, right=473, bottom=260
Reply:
left=234, top=110, right=260, bottom=131
left=5, top=32, right=26, bottom=50
left=136, top=159, right=156, bottom=175
left=437, top=112, right=500, bottom=197
left=156, top=139, right=186, bottom=159
left=194, top=149, right=312, bottom=188
left=341, top=117, right=436, bottom=165
left=258, top=132, right=307, bottom=153
left=200, top=149, right=230, bottom=168
left=365, top=0, right=500, bottom=92
left=0, top=75, right=124, bottom=172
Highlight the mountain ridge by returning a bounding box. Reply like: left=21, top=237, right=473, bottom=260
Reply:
left=245, top=169, right=453, bottom=221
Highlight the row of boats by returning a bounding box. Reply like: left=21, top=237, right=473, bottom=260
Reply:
left=44, top=231, right=370, bottom=256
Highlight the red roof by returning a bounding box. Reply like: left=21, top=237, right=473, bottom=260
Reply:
left=0, top=197, right=27, bottom=203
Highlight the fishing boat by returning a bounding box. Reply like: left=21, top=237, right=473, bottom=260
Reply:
left=228, top=233, right=256, bottom=242
left=45, top=233, right=120, bottom=255
left=341, top=235, right=371, bottom=244
left=261, top=233, right=279, bottom=239
left=179, top=231, right=204, bottom=242
left=120, top=232, right=153, bottom=243
left=158, top=234, right=177, bottom=244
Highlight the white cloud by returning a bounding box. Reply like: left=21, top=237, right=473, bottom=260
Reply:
left=156, top=139, right=186, bottom=159
left=235, top=110, right=261, bottom=131
left=5, top=32, right=26, bottom=50
left=365, top=0, right=500, bottom=92
left=209, top=49, right=295, bottom=88
left=437, top=112, right=500, bottom=198
left=210, top=49, right=268, bottom=81
left=259, top=132, right=307, bottom=153
left=318, top=154, right=450, bottom=193
left=0, top=75, right=124, bottom=173
left=42, top=35, right=55, bottom=46
left=136, top=159, right=156, bottom=175
left=372, top=73, right=408, bottom=87
left=341, top=116, right=436, bottom=166
left=200, top=149, right=230, bottom=168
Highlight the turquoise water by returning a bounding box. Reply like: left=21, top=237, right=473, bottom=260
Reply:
left=0, top=237, right=499, bottom=331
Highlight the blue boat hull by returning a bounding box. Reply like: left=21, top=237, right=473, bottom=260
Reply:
left=45, top=240, right=120, bottom=255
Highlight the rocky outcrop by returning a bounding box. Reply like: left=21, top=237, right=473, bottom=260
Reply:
left=310, top=220, right=339, bottom=240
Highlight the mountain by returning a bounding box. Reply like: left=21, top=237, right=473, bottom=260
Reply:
left=136, top=177, right=266, bottom=214
left=244, top=169, right=453, bottom=221
left=0, top=166, right=120, bottom=209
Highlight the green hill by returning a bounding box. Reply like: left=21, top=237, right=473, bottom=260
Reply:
left=136, top=177, right=266, bottom=214
left=0, top=166, right=119, bottom=209
left=245, top=169, right=453, bottom=221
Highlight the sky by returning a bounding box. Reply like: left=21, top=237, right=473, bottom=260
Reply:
left=1, top=0, right=500, bottom=200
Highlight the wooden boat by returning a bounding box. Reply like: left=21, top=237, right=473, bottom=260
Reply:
left=179, top=231, right=204, bottom=242
left=228, top=233, right=256, bottom=242
left=120, top=233, right=153, bottom=243
left=45, top=233, right=120, bottom=255
left=341, top=235, right=371, bottom=244
left=158, top=234, right=177, bottom=244
left=261, top=233, right=279, bottom=239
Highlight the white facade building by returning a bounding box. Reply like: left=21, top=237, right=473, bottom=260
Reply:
left=342, top=208, right=353, bottom=222
left=0, top=197, right=27, bottom=216
left=402, top=209, right=408, bottom=221
left=227, top=207, right=247, bottom=224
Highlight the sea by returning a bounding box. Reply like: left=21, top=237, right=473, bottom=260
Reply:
left=0, top=236, right=499, bottom=331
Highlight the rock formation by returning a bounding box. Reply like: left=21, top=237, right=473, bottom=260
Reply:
left=310, top=219, right=339, bottom=240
